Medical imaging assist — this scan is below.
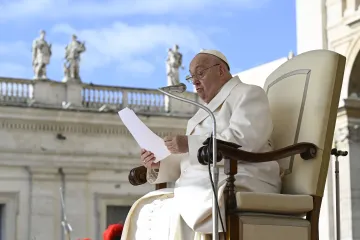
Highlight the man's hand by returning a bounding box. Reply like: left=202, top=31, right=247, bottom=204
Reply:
left=141, top=149, right=160, bottom=169
left=164, top=135, right=189, bottom=154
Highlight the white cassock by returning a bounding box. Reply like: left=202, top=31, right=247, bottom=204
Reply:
left=121, top=76, right=282, bottom=240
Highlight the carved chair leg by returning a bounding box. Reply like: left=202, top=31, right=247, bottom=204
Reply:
left=226, top=214, right=239, bottom=240
left=306, top=196, right=321, bottom=240
left=224, top=158, right=238, bottom=240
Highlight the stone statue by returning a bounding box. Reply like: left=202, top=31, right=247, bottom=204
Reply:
left=32, top=30, right=52, bottom=79
left=63, top=34, right=86, bottom=82
left=166, top=44, right=184, bottom=86
left=287, top=51, right=295, bottom=60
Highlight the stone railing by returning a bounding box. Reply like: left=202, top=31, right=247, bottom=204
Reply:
left=82, top=84, right=167, bottom=112
left=0, top=77, right=33, bottom=104
left=0, top=77, right=199, bottom=116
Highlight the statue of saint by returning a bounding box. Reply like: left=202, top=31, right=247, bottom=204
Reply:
left=63, top=34, right=86, bottom=82
left=287, top=51, right=295, bottom=60
left=166, top=44, right=184, bottom=86
left=32, top=30, right=52, bottom=79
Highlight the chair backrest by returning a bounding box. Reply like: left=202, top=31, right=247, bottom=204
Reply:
left=263, top=50, right=346, bottom=196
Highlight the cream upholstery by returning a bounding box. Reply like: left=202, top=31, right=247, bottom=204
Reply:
left=234, top=50, right=346, bottom=240
left=263, top=50, right=345, bottom=196
left=239, top=215, right=310, bottom=240
left=236, top=192, right=313, bottom=214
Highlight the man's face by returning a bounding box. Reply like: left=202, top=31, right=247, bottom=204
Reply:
left=189, top=54, right=224, bottom=103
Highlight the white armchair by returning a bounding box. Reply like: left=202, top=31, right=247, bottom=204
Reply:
left=128, top=49, right=346, bottom=240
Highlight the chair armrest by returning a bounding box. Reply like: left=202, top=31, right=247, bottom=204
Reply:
left=219, top=140, right=318, bottom=215
left=128, top=166, right=147, bottom=186
left=217, top=141, right=317, bottom=163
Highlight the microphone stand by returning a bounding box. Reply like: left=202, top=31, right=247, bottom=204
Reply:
left=158, top=88, right=220, bottom=240
left=331, top=146, right=348, bottom=240
left=60, top=187, right=73, bottom=240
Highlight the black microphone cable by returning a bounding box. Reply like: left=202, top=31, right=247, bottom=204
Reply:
left=206, top=134, right=226, bottom=234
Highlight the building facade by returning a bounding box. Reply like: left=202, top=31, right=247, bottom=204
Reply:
left=0, top=77, right=198, bottom=240
left=234, top=1, right=360, bottom=239
left=1, top=0, right=360, bottom=239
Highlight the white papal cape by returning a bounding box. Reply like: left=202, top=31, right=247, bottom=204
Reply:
left=121, top=76, right=282, bottom=240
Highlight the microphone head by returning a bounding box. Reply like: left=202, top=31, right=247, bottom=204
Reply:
left=159, top=83, right=187, bottom=93
left=173, top=83, right=187, bottom=93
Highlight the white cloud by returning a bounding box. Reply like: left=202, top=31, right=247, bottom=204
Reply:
left=0, top=41, right=30, bottom=58
left=0, top=0, right=269, bottom=79
left=0, top=21, right=216, bottom=77
left=52, top=22, right=213, bottom=57
left=50, top=22, right=215, bottom=73
left=0, top=62, right=28, bottom=78
left=118, top=59, right=156, bottom=75
left=0, top=0, right=269, bottom=21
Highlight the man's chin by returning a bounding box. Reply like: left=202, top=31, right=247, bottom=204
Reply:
left=199, top=96, right=208, bottom=103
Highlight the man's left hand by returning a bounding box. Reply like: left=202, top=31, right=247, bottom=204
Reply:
left=164, top=135, right=189, bottom=154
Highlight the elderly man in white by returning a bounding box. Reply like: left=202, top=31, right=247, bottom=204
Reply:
left=121, top=50, right=281, bottom=240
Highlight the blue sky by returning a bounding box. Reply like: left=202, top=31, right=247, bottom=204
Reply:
left=0, top=0, right=296, bottom=90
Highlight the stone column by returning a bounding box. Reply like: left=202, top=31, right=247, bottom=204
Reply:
left=319, top=163, right=336, bottom=240
left=345, top=0, right=360, bottom=16
left=29, top=167, right=62, bottom=240
left=295, top=0, right=328, bottom=54
left=341, top=123, right=360, bottom=240
left=165, top=95, right=171, bottom=112
left=65, top=81, right=83, bottom=107
left=62, top=168, right=90, bottom=239
left=333, top=98, right=360, bottom=240
left=167, top=92, right=200, bottom=115
left=32, top=79, right=66, bottom=106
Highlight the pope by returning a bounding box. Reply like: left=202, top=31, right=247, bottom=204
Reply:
left=121, top=49, right=282, bottom=239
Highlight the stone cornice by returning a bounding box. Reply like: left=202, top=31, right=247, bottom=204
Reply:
left=0, top=104, right=188, bottom=124
left=0, top=106, right=187, bottom=169
left=335, top=101, right=360, bottom=143
left=0, top=117, right=184, bottom=137
left=339, top=98, right=360, bottom=121
left=0, top=101, right=196, bottom=118
left=0, top=103, right=188, bottom=136
left=334, top=124, right=360, bottom=143
left=0, top=148, right=140, bottom=170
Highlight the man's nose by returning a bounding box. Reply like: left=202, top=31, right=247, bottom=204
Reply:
left=193, top=78, right=200, bottom=85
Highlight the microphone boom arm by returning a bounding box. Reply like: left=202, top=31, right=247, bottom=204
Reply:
left=60, top=187, right=72, bottom=240
left=158, top=88, right=220, bottom=240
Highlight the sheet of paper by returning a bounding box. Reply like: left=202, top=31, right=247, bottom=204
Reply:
left=118, top=107, right=171, bottom=162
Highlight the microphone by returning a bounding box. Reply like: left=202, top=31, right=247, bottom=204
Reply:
left=159, top=83, right=187, bottom=93
left=157, top=84, right=223, bottom=239
left=59, top=187, right=73, bottom=240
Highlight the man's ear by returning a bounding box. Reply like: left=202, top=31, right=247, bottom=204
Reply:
left=218, top=64, right=226, bottom=77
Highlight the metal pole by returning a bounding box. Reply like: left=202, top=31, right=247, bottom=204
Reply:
left=335, top=154, right=340, bottom=240
left=212, top=130, right=219, bottom=240
left=331, top=147, right=348, bottom=240
left=157, top=89, right=220, bottom=240
left=60, top=187, right=73, bottom=240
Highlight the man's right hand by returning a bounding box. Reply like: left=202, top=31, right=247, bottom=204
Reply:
left=141, top=149, right=160, bottom=169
